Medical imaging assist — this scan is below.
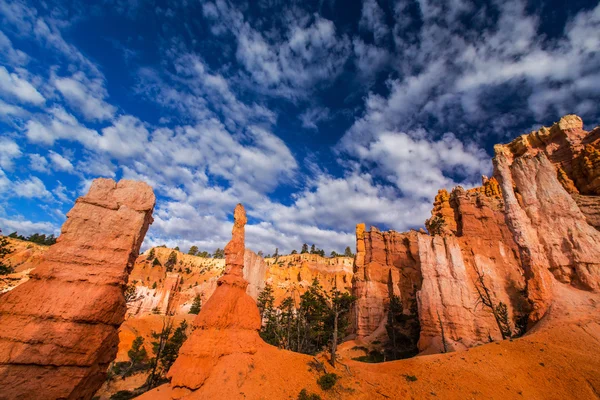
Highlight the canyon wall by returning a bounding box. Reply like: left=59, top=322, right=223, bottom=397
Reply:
left=354, top=115, right=600, bottom=354
left=124, top=249, right=352, bottom=320
left=0, top=179, right=155, bottom=400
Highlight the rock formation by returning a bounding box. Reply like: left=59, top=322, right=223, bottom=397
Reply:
left=163, top=203, right=263, bottom=397
left=353, top=115, right=600, bottom=354
left=243, top=249, right=268, bottom=299
left=0, top=178, right=155, bottom=400
left=265, top=253, right=353, bottom=305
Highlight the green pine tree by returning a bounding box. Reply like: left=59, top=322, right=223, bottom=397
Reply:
left=189, top=295, right=202, bottom=314
left=0, top=234, right=14, bottom=275
left=165, top=251, right=177, bottom=272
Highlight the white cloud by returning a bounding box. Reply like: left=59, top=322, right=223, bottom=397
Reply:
left=29, top=153, right=48, bottom=173
left=359, top=130, right=489, bottom=199
left=299, top=107, right=331, bottom=130
left=0, top=98, right=27, bottom=117
left=97, top=115, right=148, bottom=159
left=0, top=138, right=21, bottom=169
left=52, top=181, right=70, bottom=203
left=359, top=0, right=389, bottom=43
left=352, top=38, right=389, bottom=78
left=0, top=66, right=44, bottom=105
left=0, top=168, right=10, bottom=194
left=0, top=30, right=29, bottom=65
left=202, top=2, right=351, bottom=98
left=13, top=176, right=51, bottom=199
left=25, top=106, right=99, bottom=146
left=48, top=150, right=74, bottom=172
left=0, top=216, right=58, bottom=236
left=54, top=73, right=116, bottom=121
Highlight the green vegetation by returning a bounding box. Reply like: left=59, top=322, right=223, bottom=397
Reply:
left=8, top=231, right=57, bottom=245
left=298, top=389, right=322, bottom=400
left=256, top=278, right=355, bottom=365
left=385, top=287, right=420, bottom=360
left=352, top=350, right=385, bottom=363
left=109, top=390, right=136, bottom=400
left=109, top=336, right=149, bottom=379
left=189, top=295, right=202, bottom=314
left=344, top=246, right=354, bottom=257
left=426, top=216, right=446, bottom=235
left=404, top=374, right=418, bottom=382
left=317, top=373, right=338, bottom=390
left=124, top=284, right=139, bottom=303
left=147, top=319, right=188, bottom=388
left=165, top=251, right=177, bottom=272
left=212, top=248, right=225, bottom=259
left=152, top=258, right=161, bottom=267
left=0, top=234, right=14, bottom=275
left=146, top=248, right=155, bottom=260
left=188, top=245, right=198, bottom=256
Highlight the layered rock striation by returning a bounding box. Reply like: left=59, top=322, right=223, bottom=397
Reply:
left=0, top=179, right=155, bottom=400
left=354, top=115, right=600, bottom=354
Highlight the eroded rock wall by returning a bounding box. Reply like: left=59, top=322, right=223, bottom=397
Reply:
left=354, top=115, right=600, bottom=354
left=0, top=179, right=155, bottom=400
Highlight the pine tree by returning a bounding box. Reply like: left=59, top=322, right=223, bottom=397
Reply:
left=0, top=233, right=14, bottom=275
left=165, top=251, right=177, bottom=272
left=328, top=288, right=355, bottom=366
left=310, top=244, right=316, bottom=254
left=148, top=318, right=173, bottom=387
left=188, top=246, right=198, bottom=256
left=291, top=249, right=298, bottom=255
left=344, top=246, right=354, bottom=257
left=298, top=278, right=330, bottom=354
left=212, top=248, right=225, bottom=259
left=147, top=248, right=156, bottom=260
left=126, top=336, right=148, bottom=375
left=301, top=244, right=308, bottom=254
left=158, top=320, right=188, bottom=374
left=189, top=295, right=202, bottom=314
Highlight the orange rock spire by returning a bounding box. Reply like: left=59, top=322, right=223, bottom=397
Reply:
left=164, top=203, right=263, bottom=397
left=0, top=179, right=155, bottom=399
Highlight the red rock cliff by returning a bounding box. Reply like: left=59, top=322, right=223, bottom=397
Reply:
left=0, top=178, right=155, bottom=400
left=354, top=115, right=600, bottom=354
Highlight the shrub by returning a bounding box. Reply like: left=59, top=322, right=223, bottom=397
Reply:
left=298, top=389, right=322, bottom=400
left=317, top=373, right=338, bottom=390
left=109, top=391, right=135, bottom=400
left=352, top=350, right=385, bottom=363
left=404, top=374, right=417, bottom=382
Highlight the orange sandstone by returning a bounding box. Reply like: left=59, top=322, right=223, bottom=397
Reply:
left=0, top=178, right=155, bottom=400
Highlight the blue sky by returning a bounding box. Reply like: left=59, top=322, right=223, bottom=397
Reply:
left=0, top=0, right=599, bottom=254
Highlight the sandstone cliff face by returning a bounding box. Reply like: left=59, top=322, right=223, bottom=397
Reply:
left=354, top=115, right=600, bottom=354
left=265, top=253, right=353, bottom=306
left=0, top=179, right=155, bottom=400
left=494, top=115, right=600, bottom=320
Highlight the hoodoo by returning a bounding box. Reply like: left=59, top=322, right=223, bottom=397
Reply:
left=0, top=179, right=155, bottom=400
left=139, top=204, right=324, bottom=399
left=164, top=203, right=263, bottom=396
